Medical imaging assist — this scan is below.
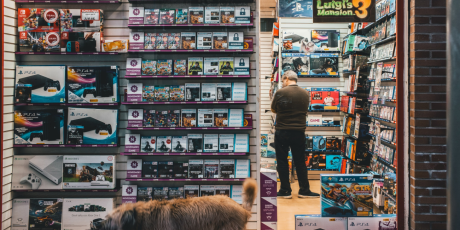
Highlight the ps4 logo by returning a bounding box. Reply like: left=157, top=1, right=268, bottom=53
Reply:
left=126, top=186, right=134, bottom=194
left=297, top=222, right=316, bottom=226
left=350, top=222, right=369, bottom=226
left=70, top=112, right=88, bottom=117
left=339, top=178, right=356, bottom=182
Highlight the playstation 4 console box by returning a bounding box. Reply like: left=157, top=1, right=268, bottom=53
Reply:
left=309, top=53, right=339, bottom=76
left=201, top=83, right=217, bottom=101
left=129, top=32, right=145, bottom=50
left=188, top=134, right=203, bottom=152
left=228, top=32, right=244, bottom=49
left=295, top=215, right=347, bottom=230
left=125, top=134, right=140, bottom=152
left=12, top=198, right=63, bottom=230
left=129, top=6, right=145, bottom=24
left=348, top=214, right=397, bottom=230
left=172, top=136, right=188, bottom=152
left=228, top=109, right=244, bottom=127
left=63, top=155, right=116, bottom=189
left=189, top=7, right=204, bottom=24
left=321, top=174, right=373, bottom=217
left=234, top=134, right=250, bottom=152
left=231, top=185, right=243, bottom=204
left=235, top=6, right=251, bottom=23
left=205, top=7, right=220, bottom=23
left=204, top=159, right=220, bottom=178
left=232, top=82, right=247, bottom=101
left=184, top=185, right=200, bottom=198
left=220, top=7, right=235, bottom=23
left=219, top=134, right=234, bottom=152
left=62, top=198, right=115, bottom=230
left=156, top=136, right=172, bottom=152
left=142, top=161, right=158, bottom=178
left=67, top=66, right=119, bottom=103
left=188, top=159, right=204, bottom=178
left=219, top=159, right=235, bottom=178
left=128, top=109, right=143, bottom=128
left=181, top=32, right=196, bottom=49
left=235, top=159, right=251, bottom=178
left=145, top=9, right=160, bottom=25
left=127, top=58, right=142, bottom=75
left=282, top=29, right=312, bottom=53
left=127, top=159, right=142, bottom=179
left=12, top=155, right=63, bottom=190
left=15, top=65, right=66, bottom=103
left=198, top=109, right=214, bottom=127
left=14, top=109, right=64, bottom=145
left=122, top=185, right=137, bottom=204
left=214, top=109, right=229, bottom=127
left=67, top=107, right=118, bottom=145
left=200, top=185, right=215, bottom=196
left=203, top=134, right=219, bottom=152
left=127, top=83, right=143, bottom=102
left=234, top=57, right=250, bottom=75
left=204, top=57, right=220, bottom=75
left=185, top=83, right=201, bottom=101
left=311, top=30, right=341, bottom=51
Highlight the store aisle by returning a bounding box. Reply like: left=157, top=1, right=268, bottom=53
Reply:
left=277, top=180, right=321, bottom=230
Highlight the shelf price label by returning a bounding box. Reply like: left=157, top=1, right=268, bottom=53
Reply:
left=81, top=9, right=100, bottom=21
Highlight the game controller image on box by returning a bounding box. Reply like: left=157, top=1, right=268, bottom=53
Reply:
left=12, top=155, right=63, bottom=190
left=59, top=9, right=103, bottom=33
left=14, top=109, right=64, bottom=145
left=60, top=32, right=101, bottom=52
left=282, top=29, right=313, bottom=53
left=15, top=65, right=66, bottom=103
left=12, top=198, right=63, bottom=230
left=309, top=53, right=339, bottom=76
left=63, top=155, right=116, bottom=189
left=67, top=66, right=118, bottom=104
left=67, top=107, right=118, bottom=145
left=62, top=198, right=114, bottom=230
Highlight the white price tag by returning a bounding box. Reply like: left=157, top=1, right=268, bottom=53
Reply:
left=81, top=9, right=100, bottom=21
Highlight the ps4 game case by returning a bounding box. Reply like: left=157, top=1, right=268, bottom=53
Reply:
left=200, top=185, right=215, bottom=196
left=12, top=155, right=64, bottom=190
left=216, top=83, right=232, bottom=101
left=137, top=187, right=153, bottom=201
left=15, top=65, right=66, bottom=103
left=219, top=57, right=234, bottom=75
left=172, top=136, right=188, bottom=152
left=142, top=60, right=157, bottom=75
left=62, top=155, right=116, bottom=189
left=175, top=9, right=188, bottom=24
left=141, top=136, right=157, bottom=153
left=213, top=108, right=228, bottom=127
left=62, top=198, right=115, bottom=230
left=181, top=32, right=196, bottom=49
left=215, top=185, right=231, bottom=197
left=169, top=85, right=184, bottom=101
left=203, top=134, right=219, bottom=152
left=185, top=83, right=201, bottom=101
left=142, top=161, right=158, bottom=178
left=201, top=83, right=217, bottom=101
left=220, top=7, right=235, bottom=23
left=188, top=159, right=204, bottom=178
left=348, top=214, right=397, bottom=230
left=145, top=9, right=160, bottom=25
left=219, top=159, right=235, bottom=178
left=182, top=109, right=197, bottom=127
left=205, top=7, right=220, bottom=24
left=158, top=161, right=174, bottom=178
left=143, top=109, right=155, bottom=127
left=188, top=57, right=203, bottom=75
left=67, top=66, right=119, bottom=103
left=168, top=110, right=181, bottom=127
left=188, top=134, right=203, bottom=152
left=156, top=136, right=172, bottom=152
left=204, top=159, right=220, bottom=178
left=174, top=59, right=187, bottom=75
left=189, top=7, right=204, bottom=24
left=14, top=109, right=64, bottom=145
left=197, top=32, right=213, bottom=50
left=198, top=109, right=214, bottom=127
left=204, top=57, right=220, bottom=75
left=144, top=33, right=157, bottom=50
left=173, top=162, right=188, bottom=178
left=155, top=110, right=168, bottom=127
left=153, top=187, right=169, bottom=200
left=219, top=134, right=234, bottom=152
left=12, top=198, right=63, bottom=230
left=154, top=85, right=170, bottom=101
left=169, top=187, right=184, bottom=199
left=67, top=107, right=118, bottom=145
left=184, top=185, right=200, bottom=198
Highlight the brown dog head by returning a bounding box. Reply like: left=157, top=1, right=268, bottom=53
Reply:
left=101, top=203, right=137, bottom=230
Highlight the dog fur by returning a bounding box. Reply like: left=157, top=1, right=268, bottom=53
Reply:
left=102, top=178, right=257, bottom=230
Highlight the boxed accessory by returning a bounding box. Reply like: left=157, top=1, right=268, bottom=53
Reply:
left=219, top=134, right=234, bottom=152
left=266, top=134, right=275, bottom=157
left=204, top=159, right=220, bottom=178
left=125, top=133, right=140, bottom=152
left=15, top=65, right=66, bottom=103
left=175, top=9, right=188, bottom=24
left=306, top=153, right=326, bottom=169
left=12, top=155, right=63, bottom=190
left=156, top=33, right=169, bottom=49
left=155, top=110, right=168, bottom=127
left=217, top=83, right=232, bottom=101
left=295, top=215, right=347, bottom=230
left=321, top=174, right=373, bottom=217
left=234, top=134, right=250, bottom=152
left=158, top=161, right=174, bottom=178
left=203, top=134, right=219, bottom=152
left=325, top=155, right=342, bottom=170
left=174, top=59, right=187, bottom=75
left=305, top=135, right=313, bottom=150
left=281, top=29, right=312, bottom=53
left=189, top=7, right=204, bottom=24
left=309, top=53, right=339, bottom=75
left=144, top=33, right=158, bottom=49
left=156, top=59, right=173, bottom=75
left=169, top=187, right=184, bottom=199
left=63, top=155, right=116, bottom=189
left=232, top=82, right=247, bottom=101
left=231, top=185, right=243, bottom=204
left=235, top=159, right=250, bottom=178
left=200, top=185, right=215, bottom=196
left=122, top=185, right=137, bottom=204
left=198, top=109, right=214, bottom=127
left=322, top=116, right=334, bottom=126
left=141, top=136, right=156, bottom=153
left=215, top=185, right=231, bottom=197
left=126, top=159, right=142, bottom=178
left=143, top=109, right=155, bottom=127
left=235, top=6, right=250, bottom=23
left=157, top=136, right=172, bottom=152
left=67, top=107, right=118, bottom=145
left=185, top=83, right=201, bottom=101
left=219, top=159, right=235, bottom=178
left=102, top=39, right=128, bottom=53
left=204, top=57, right=220, bottom=74
left=153, top=187, right=168, bottom=200
left=127, top=58, right=142, bottom=75
left=142, top=60, right=157, bottom=75
left=62, top=198, right=114, bottom=230
left=12, top=198, right=63, bottom=230
left=311, top=30, right=340, bottom=51
left=154, top=85, right=170, bottom=101
left=168, top=33, right=181, bottom=49
left=188, top=134, right=203, bottom=152
left=309, top=87, right=340, bottom=111
left=234, top=57, right=250, bottom=75
left=127, top=109, right=143, bottom=128
left=219, top=57, right=234, bottom=75
left=281, top=53, right=310, bottom=75
left=159, top=9, right=175, bottom=24
left=188, top=57, right=203, bottom=75
left=14, top=109, right=64, bottom=145
left=214, top=109, right=229, bottom=127
left=182, top=109, right=197, bottom=127
left=348, top=214, right=397, bottom=230
left=188, top=159, right=204, bottom=178
left=201, top=83, right=217, bottom=101
left=228, top=109, right=244, bottom=127
left=167, top=110, right=181, bottom=127
left=173, top=162, right=188, bottom=178
left=213, top=32, right=228, bottom=49
left=60, top=32, right=101, bottom=52
left=129, top=32, right=144, bottom=50
left=172, top=136, right=187, bottom=152
left=129, top=6, right=144, bottom=24
left=205, top=7, right=220, bottom=24
left=137, top=187, right=153, bottom=201
left=181, top=32, right=196, bottom=49
left=169, top=85, right=184, bottom=101
left=19, top=31, right=61, bottom=52
left=145, top=9, right=160, bottom=24
left=184, top=185, right=200, bottom=198
left=220, top=7, right=235, bottom=23
left=67, top=66, right=119, bottom=103
left=326, top=136, right=341, bottom=150
left=142, top=161, right=158, bottom=178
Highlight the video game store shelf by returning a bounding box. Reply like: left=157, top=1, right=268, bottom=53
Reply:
left=6, top=0, right=404, bottom=229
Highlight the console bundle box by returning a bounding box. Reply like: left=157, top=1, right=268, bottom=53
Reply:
left=311, top=30, right=340, bottom=51
left=348, top=214, right=397, bottom=230
left=309, top=53, right=339, bottom=76
left=63, top=155, right=116, bottom=189
left=12, top=198, right=63, bottom=230
left=67, top=66, right=119, bottom=103
left=281, top=29, right=312, bottom=53
left=281, top=53, right=309, bottom=75
left=60, top=9, right=103, bottom=52
left=295, top=215, right=347, bottom=230
left=309, top=88, right=340, bottom=111
left=14, top=109, right=64, bottom=145
left=12, top=155, right=64, bottom=190
left=67, top=107, right=118, bottom=145
left=62, top=198, right=115, bottom=230
left=15, top=65, right=66, bottom=103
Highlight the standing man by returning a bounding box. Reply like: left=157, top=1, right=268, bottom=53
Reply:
left=271, top=70, right=319, bottom=198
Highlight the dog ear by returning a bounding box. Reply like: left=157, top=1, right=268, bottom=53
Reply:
left=120, top=209, right=136, bottom=230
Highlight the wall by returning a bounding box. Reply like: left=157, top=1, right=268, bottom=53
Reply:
left=409, top=0, right=447, bottom=229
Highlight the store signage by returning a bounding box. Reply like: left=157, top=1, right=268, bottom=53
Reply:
left=313, top=0, right=376, bottom=23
